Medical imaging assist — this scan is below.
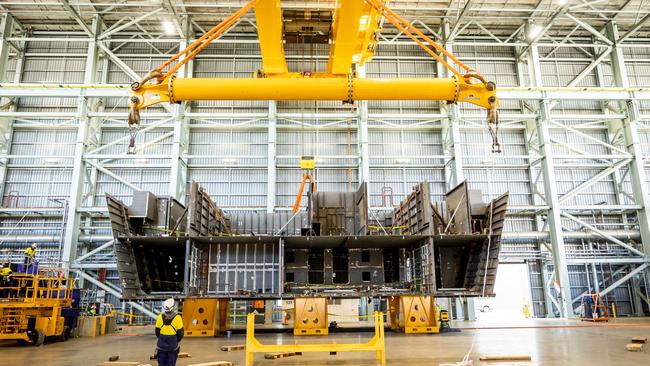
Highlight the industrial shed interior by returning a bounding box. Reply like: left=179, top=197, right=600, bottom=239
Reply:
left=0, top=0, right=649, bottom=365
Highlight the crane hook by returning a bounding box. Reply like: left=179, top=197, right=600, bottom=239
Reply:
left=487, top=95, right=500, bottom=154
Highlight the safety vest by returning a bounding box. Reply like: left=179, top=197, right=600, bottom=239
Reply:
left=156, top=313, right=183, bottom=336
left=0, top=267, right=11, bottom=276
left=24, top=247, right=36, bottom=258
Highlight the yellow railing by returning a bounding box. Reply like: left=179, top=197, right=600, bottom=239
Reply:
left=0, top=275, right=72, bottom=305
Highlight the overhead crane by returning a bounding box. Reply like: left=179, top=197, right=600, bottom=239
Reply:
left=127, top=0, right=501, bottom=151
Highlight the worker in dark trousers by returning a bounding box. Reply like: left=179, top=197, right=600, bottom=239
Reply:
left=155, top=298, right=184, bottom=366
left=23, top=243, right=37, bottom=272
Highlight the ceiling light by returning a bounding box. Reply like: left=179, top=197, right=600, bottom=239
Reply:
left=43, top=158, right=60, bottom=165
left=162, top=20, right=176, bottom=35
left=135, top=158, right=148, bottom=164
left=396, top=158, right=410, bottom=164
left=527, top=24, right=544, bottom=40
left=223, top=158, right=237, bottom=164
left=556, top=0, right=569, bottom=6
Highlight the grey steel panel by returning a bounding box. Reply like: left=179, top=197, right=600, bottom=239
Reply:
left=445, top=181, right=472, bottom=235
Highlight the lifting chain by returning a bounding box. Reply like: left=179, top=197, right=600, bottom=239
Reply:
left=127, top=96, right=141, bottom=154
left=127, top=122, right=139, bottom=155
left=486, top=82, right=500, bottom=153
left=346, top=72, right=354, bottom=104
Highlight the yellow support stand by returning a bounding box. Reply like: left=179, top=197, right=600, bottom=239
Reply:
left=293, top=297, right=328, bottom=335
left=182, top=298, right=230, bottom=337
left=245, top=311, right=386, bottom=366
left=388, top=295, right=440, bottom=334
left=402, top=296, right=439, bottom=334
left=387, top=296, right=401, bottom=331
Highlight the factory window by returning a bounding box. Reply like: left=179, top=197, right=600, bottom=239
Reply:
left=332, top=248, right=349, bottom=284
left=362, top=272, right=371, bottom=282
left=361, top=250, right=370, bottom=263
left=285, top=251, right=295, bottom=263
left=285, top=272, right=295, bottom=282
left=308, top=248, right=325, bottom=284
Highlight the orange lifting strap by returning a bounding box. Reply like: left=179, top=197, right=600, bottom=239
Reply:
left=365, top=0, right=484, bottom=83
left=132, top=0, right=260, bottom=89
left=292, top=174, right=316, bottom=214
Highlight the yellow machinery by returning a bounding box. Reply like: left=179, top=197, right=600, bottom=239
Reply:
left=439, top=309, right=450, bottom=330
left=293, top=297, right=328, bottom=335
left=181, top=298, right=230, bottom=337
left=0, top=274, right=73, bottom=345
left=388, top=295, right=439, bottom=334
left=127, top=0, right=500, bottom=151
left=246, top=311, right=385, bottom=366
left=292, top=156, right=316, bottom=214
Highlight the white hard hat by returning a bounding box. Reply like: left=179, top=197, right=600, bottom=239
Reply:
left=163, top=298, right=175, bottom=313
left=31, top=243, right=37, bottom=248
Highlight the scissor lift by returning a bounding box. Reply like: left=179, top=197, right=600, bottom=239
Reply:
left=0, top=274, right=74, bottom=345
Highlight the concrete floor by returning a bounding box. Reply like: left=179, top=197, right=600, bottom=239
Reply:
left=1, top=318, right=648, bottom=366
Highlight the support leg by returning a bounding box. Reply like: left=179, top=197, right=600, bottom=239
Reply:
left=245, top=351, right=253, bottom=366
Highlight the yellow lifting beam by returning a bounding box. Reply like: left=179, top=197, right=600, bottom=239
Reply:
left=245, top=311, right=386, bottom=366
left=133, top=76, right=495, bottom=107
left=254, top=0, right=288, bottom=75
left=127, top=0, right=500, bottom=151
left=327, top=0, right=380, bottom=74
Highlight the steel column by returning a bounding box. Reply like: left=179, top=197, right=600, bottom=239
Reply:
left=61, top=16, right=104, bottom=272
left=516, top=51, right=553, bottom=318
left=527, top=42, right=574, bottom=318
left=267, top=100, right=277, bottom=213
left=169, top=24, right=192, bottom=201
left=357, top=66, right=370, bottom=186
left=606, top=22, right=650, bottom=286
left=440, top=20, right=464, bottom=189
left=0, top=14, right=21, bottom=200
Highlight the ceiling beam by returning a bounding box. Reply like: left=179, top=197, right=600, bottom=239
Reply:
left=60, top=0, right=94, bottom=37
left=98, top=8, right=164, bottom=40
left=447, top=0, right=475, bottom=41
left=617, top=12, right=650, bottom=44
left=565, top=13, right=613, bottom=45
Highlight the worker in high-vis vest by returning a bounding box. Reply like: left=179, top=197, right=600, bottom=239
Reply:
left=155, top=298, right=184, bottom=366
left=1, top=263, right=12, bottom=298
left=23, top=243, right=37, bottom=272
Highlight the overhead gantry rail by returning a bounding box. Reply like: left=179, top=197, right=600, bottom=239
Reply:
left=128, top=0, right=500, bottom=151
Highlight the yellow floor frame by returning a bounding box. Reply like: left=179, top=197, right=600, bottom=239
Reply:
left=245, top=311, right=386, bottom=366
